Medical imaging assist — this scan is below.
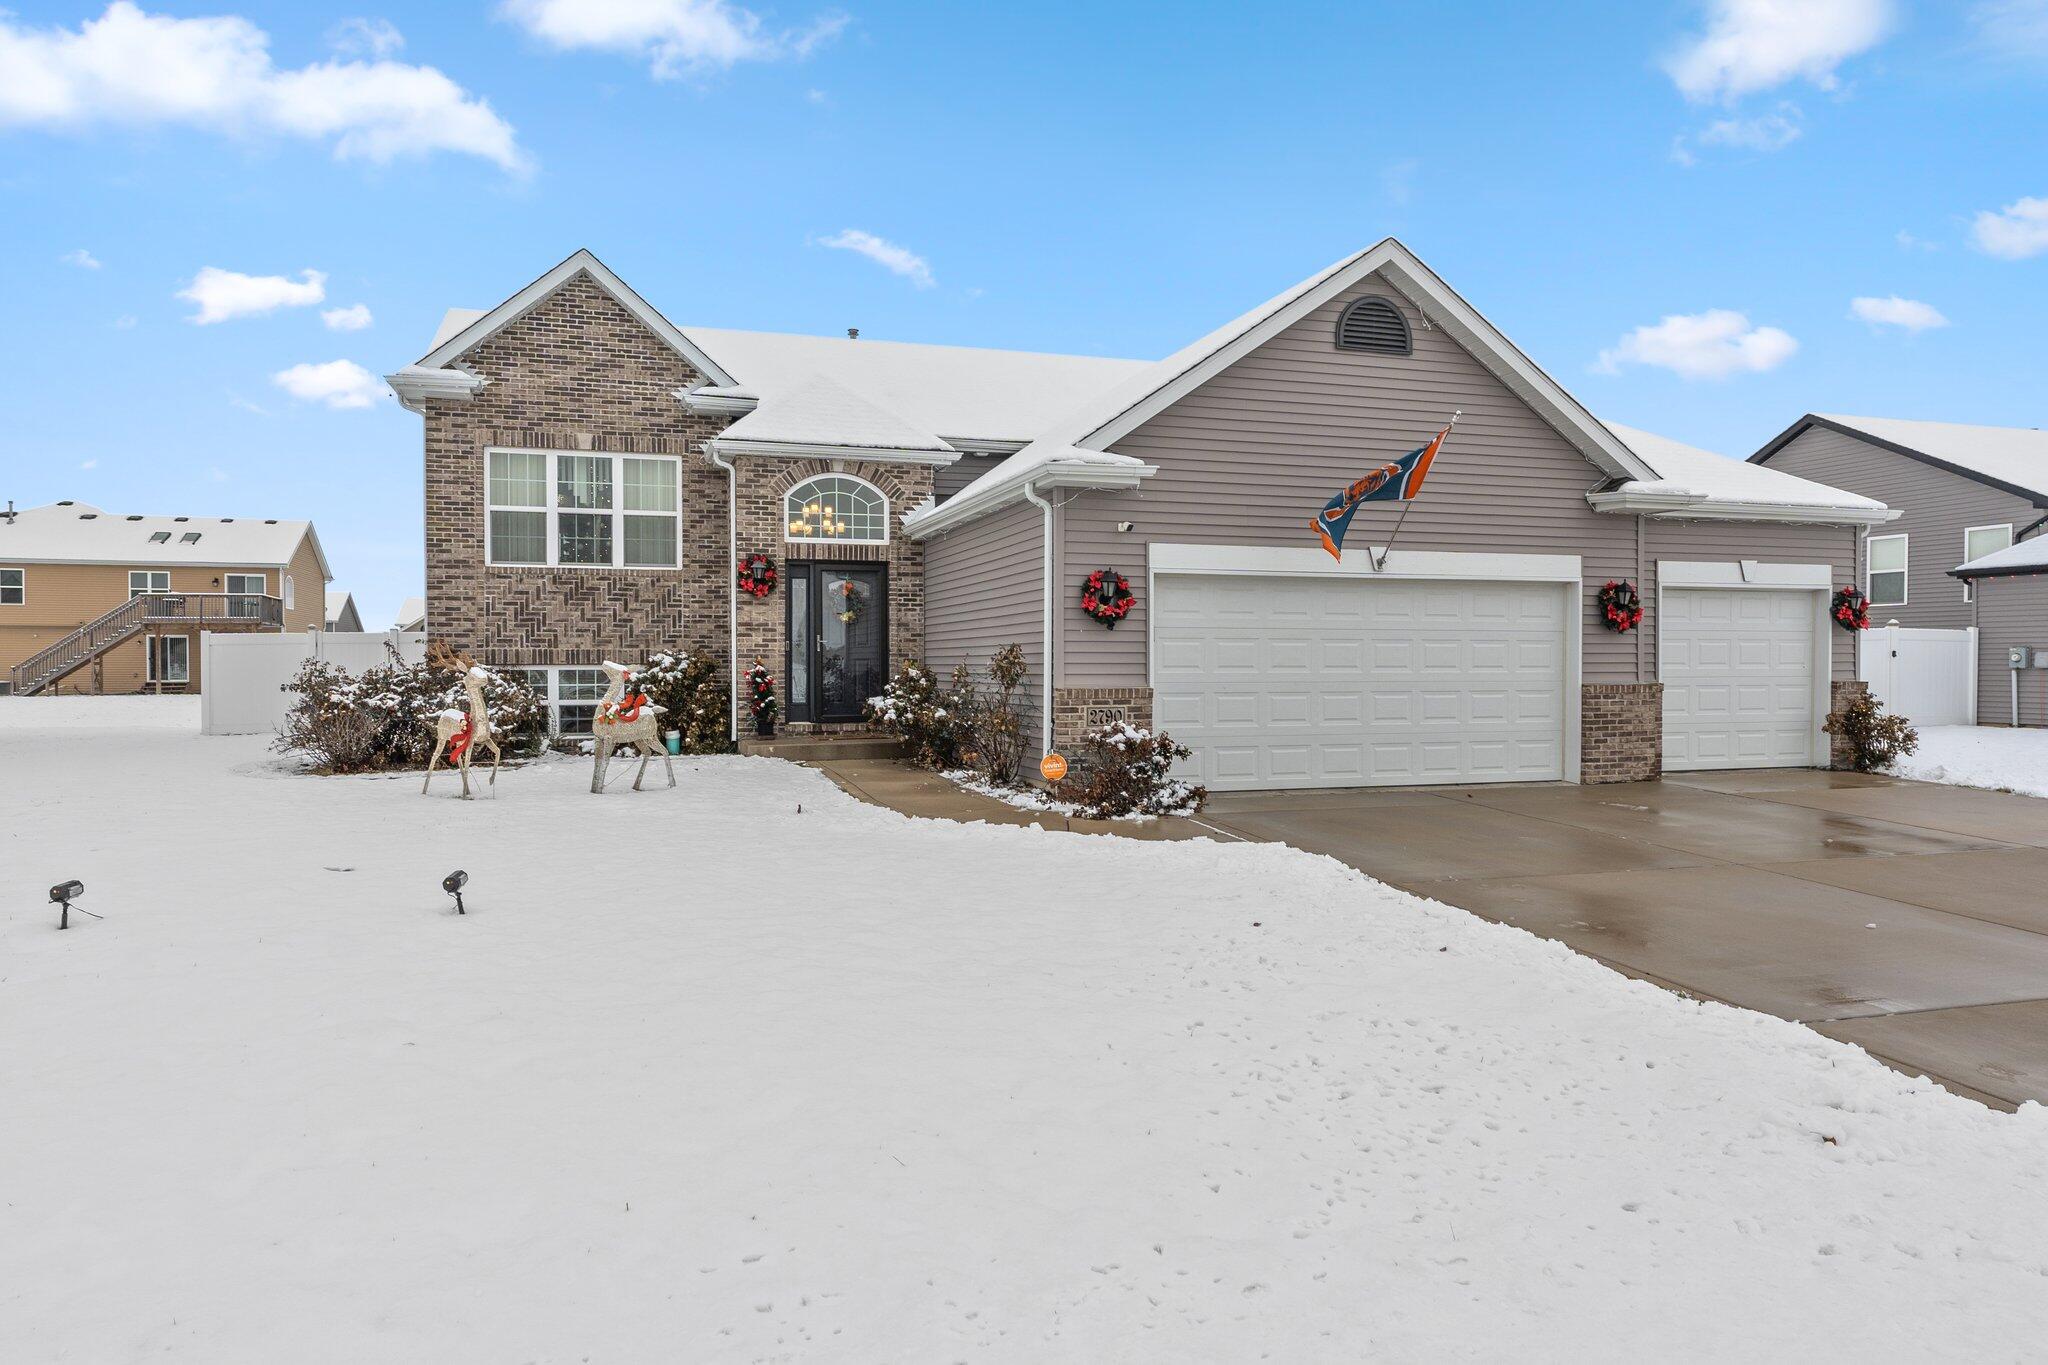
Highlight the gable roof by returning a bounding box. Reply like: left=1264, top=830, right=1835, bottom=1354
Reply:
left=1751, top=414, right=2048, bottom=506
left=1954, top=532, right=2048, bottom=579
left=1596, top=424, right=1892, bottom=525
left=1018, top=238, right=1659, bottom=484
left=0, top=501, right=330, bottom=576
left=394, top=596, right=426, bottom=630
left=710, top=372, right=958, bottom=462
left=415, top=249, right=737, bottom=386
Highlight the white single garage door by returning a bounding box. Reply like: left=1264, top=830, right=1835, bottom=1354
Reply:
left=1154, top=574, right=1567, bottom=791
left=1661, top=587, right=1817, bottom=771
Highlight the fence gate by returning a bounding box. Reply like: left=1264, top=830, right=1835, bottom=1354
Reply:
left=201, top=630, right=427, bottom=736
left=1859, top=624, right=1977, bottom=727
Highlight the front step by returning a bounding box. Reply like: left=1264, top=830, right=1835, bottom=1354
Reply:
left=739, top=732, right=904, bottom=762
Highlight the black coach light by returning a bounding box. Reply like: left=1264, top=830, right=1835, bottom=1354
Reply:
left=443, top=869, right=468, bottom=915
left=49, top=880, right=86, bottom=931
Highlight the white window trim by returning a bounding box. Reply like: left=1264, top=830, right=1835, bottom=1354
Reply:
left=506, top=664, right=614, bottom=738
left=147, top=634, right=191, bottom=684
left=129, top=570, right=171, bottom=596
left=1654, top=562, right=1833, bottom=769
left=1866, top=533, right=1908, bottom=607
left=0, top=566, right=22, bottom=606
left=484, top=446, right=682, bottom=571
left=224, top=572, right=267, bottom=593
left=783, top=474, right=891, bottom=547
left=1961, top=524, right=2012, bottom=604
left=284, top=574, right=296, bottom=610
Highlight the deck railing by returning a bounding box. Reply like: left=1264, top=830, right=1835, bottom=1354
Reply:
left=9, top=592, right=285, bottom=694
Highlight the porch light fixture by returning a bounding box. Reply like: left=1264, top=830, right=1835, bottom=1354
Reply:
left=443, top=869, right=469, bottom=914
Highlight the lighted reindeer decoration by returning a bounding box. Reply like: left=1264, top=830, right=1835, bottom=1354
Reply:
left=422, top=641, right=503, bottom=799
left=590, top=660, right=676, bottom=794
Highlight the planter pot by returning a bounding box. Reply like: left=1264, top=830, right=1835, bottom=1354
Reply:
left=755, top=714, right=775, bottom=738
left=665, top=731, right=682, bottom=755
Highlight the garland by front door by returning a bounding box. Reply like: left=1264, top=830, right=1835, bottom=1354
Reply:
left=786, top=563, right=888, bottom=724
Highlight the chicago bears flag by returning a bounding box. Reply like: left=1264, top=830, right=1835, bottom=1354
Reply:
left=1310, top=422, right=1451, bottom=560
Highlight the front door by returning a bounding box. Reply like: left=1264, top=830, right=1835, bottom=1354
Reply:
left=787, top=563, right=888, bottom=723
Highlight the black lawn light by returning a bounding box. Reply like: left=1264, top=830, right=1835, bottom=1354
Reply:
left=443, top=869, right=469, bottom=915
left=48, top=880, right=97, bottom=931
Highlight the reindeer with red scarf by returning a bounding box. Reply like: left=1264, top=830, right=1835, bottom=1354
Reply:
left=423, top=640, right=503, bottom=798
left=590, top=660, right=675, bottom=794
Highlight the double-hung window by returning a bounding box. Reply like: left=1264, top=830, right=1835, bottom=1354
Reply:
left=0, top=567, right=22, bottom=606
left=487, top=448, right=680, bottom=569
left=504, top=665, right=610, bottom=737
left=225, top=572, right=266, bottom=619
left=1962, top=525, right=2012, bottom=603
left=129, top=570, right=171, bottom=596
left=1867, top=534, right=1907, bottom=607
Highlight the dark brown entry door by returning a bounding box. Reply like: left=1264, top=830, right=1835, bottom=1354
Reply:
left=787, top=564, right=888, bottom=723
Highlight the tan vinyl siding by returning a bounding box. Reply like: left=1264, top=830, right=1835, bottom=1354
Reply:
left=1762, top=425, right=2045, bottom=629
left=923, top=497, right=1044, bottom=760
left=1059, top=270, right=1641, bottom=686
left=1974, top=576, right=2048, bottom=726
left=1644, top=520, right=1860, bottom=678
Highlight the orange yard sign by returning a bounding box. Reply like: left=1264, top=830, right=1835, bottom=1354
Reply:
left=1039, top=752, right=1069, bottom=783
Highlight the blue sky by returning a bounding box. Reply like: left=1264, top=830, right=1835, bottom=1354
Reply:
left=4, top=0, right=2044, bottom=625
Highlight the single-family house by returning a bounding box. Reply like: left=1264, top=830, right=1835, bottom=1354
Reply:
left=325, top=590, right=364, bottom=633
left=1750, top=415, right=2047, bottom=726
left=1952, top=535, right=2048, bottom=727
left=389, top=242, right=1889, bottom=787
left=394, top=597, right=426, bottom=632
left=1, top=501, right=330, bottom=695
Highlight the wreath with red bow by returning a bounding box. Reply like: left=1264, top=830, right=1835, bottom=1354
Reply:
left=1597, top=579, right=1644, bottom=634
left=1831, top=585, right=1871, bottom=632
left=737, top=554, right=777, bottom=599
left=1081, top=568, right=1136, bottom=628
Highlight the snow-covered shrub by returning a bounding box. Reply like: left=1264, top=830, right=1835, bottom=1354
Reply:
left=1825, top=691, right=1919, bottom=773
left=275, top=653, right=547, bottom=772
left=1068, top=722, right=1206, bottom=819
left=864, top=660, right=965, bottom=768
left=637, top=651, right=732, bottom=754
left=951, top=644, right=1030, bottom=787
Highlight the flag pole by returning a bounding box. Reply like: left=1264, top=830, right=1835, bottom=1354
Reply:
left=1373, top=411, right=1459, bottom=572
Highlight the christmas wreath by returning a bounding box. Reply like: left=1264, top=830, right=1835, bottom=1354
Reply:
left=1081, top=568, right=1136, bottom=628
left=745, top=661, right=778, bottom=734
left=737, top=554, right=777, bottom=599
left=1831, top=585, right=1871, bottom=632
left=832, top=578, right=866, bottom=625
left=1597, top=579, right=1643, bottom=634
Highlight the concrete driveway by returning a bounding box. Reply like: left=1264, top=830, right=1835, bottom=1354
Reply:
left=1198, top=769, right=2048, bottom=1110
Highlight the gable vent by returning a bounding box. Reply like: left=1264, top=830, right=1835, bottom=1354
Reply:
left=1335, top=296, right=1412, bottom=356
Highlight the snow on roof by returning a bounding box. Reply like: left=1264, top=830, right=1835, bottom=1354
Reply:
left=1605, top=423, right=1889, bottom=513
left=680, top=327, right=1150, bottom=446
left=1954, top=533, right=2048, bottom=577
left=714, top=372, right=954, bottom=454
left=430, top=308, right=488, bottom=352
left=0, top=501, right=325, bottom=571
left=1811, top=415, right=2048, bottom=501
left=902, top=445, right=1152, bottom=535
left=325, top=590, right=353, bottom=616
left=394, top=596, right=426, bottom=629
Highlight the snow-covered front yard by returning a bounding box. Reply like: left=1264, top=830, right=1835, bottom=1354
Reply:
left=4, top=698, right=2048, bottom=1360
left=1893, top=723, right=2048, bottom=799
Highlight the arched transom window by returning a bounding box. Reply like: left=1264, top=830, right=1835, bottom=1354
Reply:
left=785, top=475, right=888, bottom=544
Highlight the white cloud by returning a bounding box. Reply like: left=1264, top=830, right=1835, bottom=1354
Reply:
left=1970, top=0, right=2048, bottom=56
left=501, top=0, right=846, bottom=78
left=179, top=266, right=326, bottom=324
left=818, top=229, right=934, bottom=288
left=1849, top=295, right=1949, bottom=331
left=0, top=3, right=525, bottom=172
left=1895, top=229, right=1938, bottom=252
left=327, top=17, right=404, bottom=58
left=1971, top=194, right=2048, bottom=259
left=112, top=314, right=137, bottom=329
left=322, top=302, right=374, bottom=331
left=1665, top=0, right=1893, bottom=101
left=1594, top=309, right=1799, bottom=380
left=1696, top=108, right=1802, bottom=150
left=61, top=247, right=101, bottom=269
left=272, top=359, right=385, bottom=409
left=79, top=458, right=98, bottom=470
left=229, top=394, right=270, bottom=416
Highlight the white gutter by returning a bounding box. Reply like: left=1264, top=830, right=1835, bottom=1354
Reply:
left=1586, top=487, right=1898, bottom=528
left=905, top=462, right=1156, bottom=540
left=1022, top=481, right=1056, bottom=756
left=707, top=436, right=961, bottom=467
left=707, top=447, right=740, bottom=743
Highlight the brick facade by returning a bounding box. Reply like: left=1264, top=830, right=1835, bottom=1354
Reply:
left=419, top=270, right=926, bottom=729
left=1050, top=686, right=1155, bottom=756
left=1579, top=682, right=1663, bottom=784
left=1827, top=679, right=1871, bottom=770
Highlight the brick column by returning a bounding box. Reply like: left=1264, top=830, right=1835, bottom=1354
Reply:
left=1580, top=682, right=1662, bottom=783
left=1827, top=679, right=1870, bottom=770
left=1049, top=687, right=1155, bottom=755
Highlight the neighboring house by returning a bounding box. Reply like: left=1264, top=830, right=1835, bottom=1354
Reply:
left=0, top=501, right=330, bottom=695
left=393, top=597, right=426, bottom=632
left=325, top=590, right=364, bottom=633
left=389, top=242, right=1888, bottom=787
left=1952, top=536, right=2048, bottom=727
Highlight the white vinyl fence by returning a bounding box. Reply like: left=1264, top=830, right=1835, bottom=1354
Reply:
left=1859, top=623, right=1977, bottom=727
left=201, top=629, right=427, bottom=736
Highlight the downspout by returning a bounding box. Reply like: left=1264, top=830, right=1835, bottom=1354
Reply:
left=1023, top=481, right=1055, bottom=755
left=708, top=446, right=739, bottom=743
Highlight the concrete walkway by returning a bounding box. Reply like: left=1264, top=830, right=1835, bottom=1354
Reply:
left=1198, top=769, right=2048, bottom=1111
left=811, top=758, right=1208, bottom=841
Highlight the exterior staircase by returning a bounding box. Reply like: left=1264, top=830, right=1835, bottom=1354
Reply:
left=8, top=592, right=283, bottom=695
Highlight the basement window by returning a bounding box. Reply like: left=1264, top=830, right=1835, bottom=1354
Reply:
left=1335, top=296, right=1412, bottom=355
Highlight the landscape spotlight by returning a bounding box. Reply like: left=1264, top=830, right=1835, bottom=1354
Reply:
left=48, top=879, right=85, bottom=931
left=443, top=869, right=468, bottom=915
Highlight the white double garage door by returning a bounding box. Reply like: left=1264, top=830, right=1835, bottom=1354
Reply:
left=1154, top=572, right=1820, bottom=791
